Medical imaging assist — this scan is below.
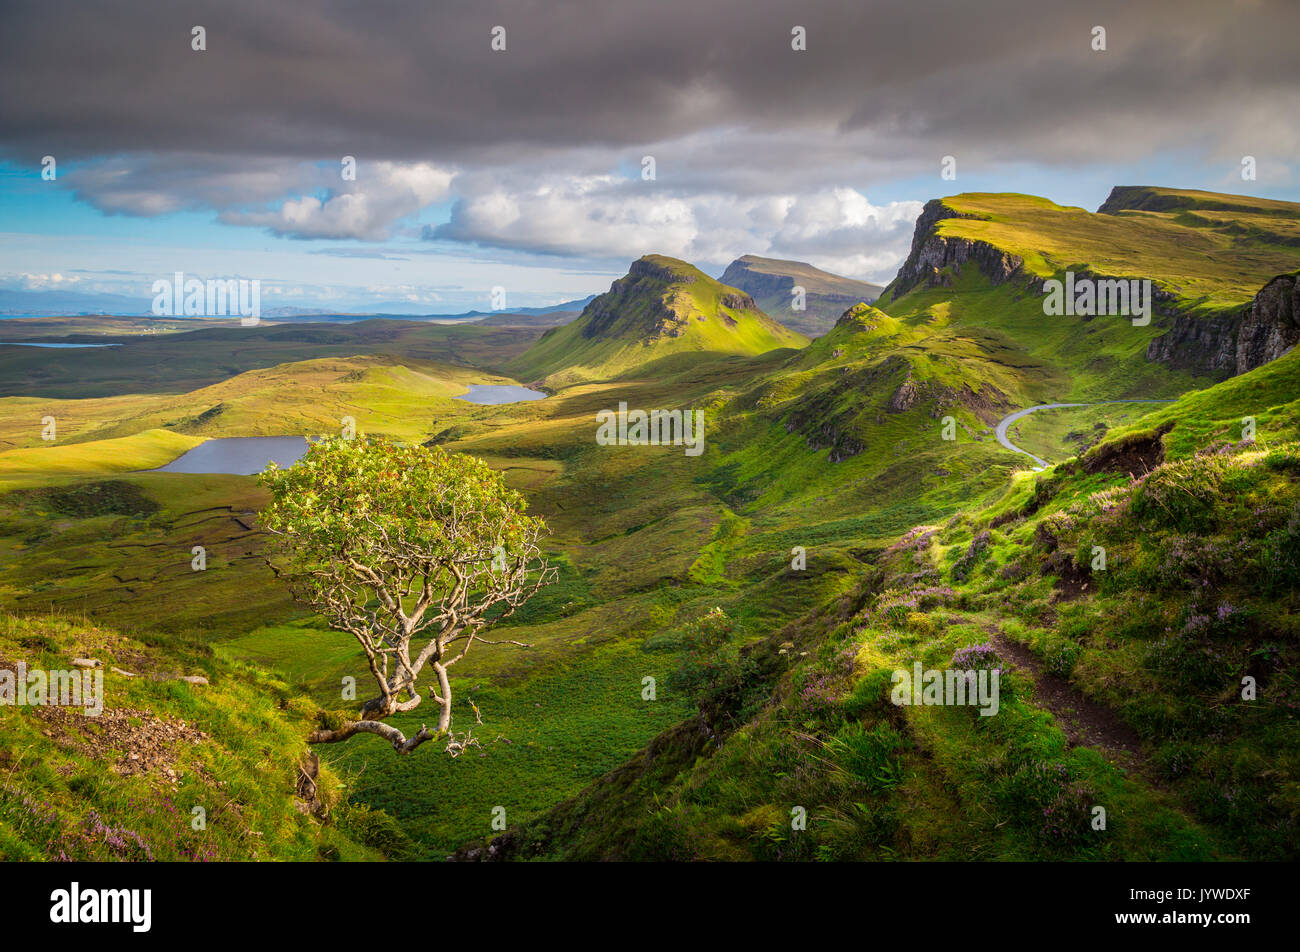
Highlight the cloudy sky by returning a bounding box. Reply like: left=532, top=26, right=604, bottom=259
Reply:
left=1, top=0, right=1297, bottom=314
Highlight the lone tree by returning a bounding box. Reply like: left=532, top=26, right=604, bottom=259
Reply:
left=260, top=437, right=554, bottom=755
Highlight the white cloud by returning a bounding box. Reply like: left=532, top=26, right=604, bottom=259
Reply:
left=66, top=156, right=454, bottom=241
left=221, top=162, right=454, bottom=240
left=58, top=148, right=924, bottom=281
left=432, top=176, right=922, bottom=282
left=5, top=271, right=83, bottom=290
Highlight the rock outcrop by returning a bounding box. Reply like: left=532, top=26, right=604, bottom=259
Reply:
left=1146, top=272, right=1299, bottom=378
left=884, top=189, right=1298, bottom=382
left=1235, top=273, right=1300, bottom=374
left=883, top=199, right=1023, bottom=301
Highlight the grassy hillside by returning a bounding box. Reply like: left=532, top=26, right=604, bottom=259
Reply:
left=0, top=355, right=516, bottom=454
left=508, top=255, right=807, bottom=388
left=464, top=348, right=1300, bottom=861
left=0, top=332, right=1001, bottom=857
left=870, top=188, right=1300, bottom=402
left=890, top=188, right=1300, bottom=314
left=0, top=430, right=204, bottom=478
left=0, top=612, right=386, bottom=861
left=0, top=186, right=1295, bottom=863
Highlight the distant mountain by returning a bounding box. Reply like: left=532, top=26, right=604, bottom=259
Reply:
left=719, top=255, right=883, bottom=338
left=223, top=297, right=597, bottom=325
left=508, top=255, right=807, bottom=387
left=467, top=296, right=596, bottom=318
left=0, top=288, right=150, bottom=317
left=0, top=289, right=596, bottom=321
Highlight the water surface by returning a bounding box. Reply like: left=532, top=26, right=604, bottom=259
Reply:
left=455, top=384, right=547, bottom=404
left=153, top=436, right=308, bottom=475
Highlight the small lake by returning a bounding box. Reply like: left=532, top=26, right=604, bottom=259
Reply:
left=455, top=384, right=547, bottom=404
left=0, top=342, right=122, bottom=348
left=153, top=436, right=309, bottom=475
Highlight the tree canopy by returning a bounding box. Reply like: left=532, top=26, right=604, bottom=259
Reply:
left=260, top=437, right=553, bottom=755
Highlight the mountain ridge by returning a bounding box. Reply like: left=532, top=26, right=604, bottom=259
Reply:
left=507, top=254, right=807, bottom=387
left=876, top=187, right=1300, bottom=392
left=720, top=255, right=884, bottom=338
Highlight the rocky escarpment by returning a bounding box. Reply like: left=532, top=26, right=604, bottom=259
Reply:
left=628, top=255, right=696, bottom=285
left=1098, top=186, right=1198, bottom=216
left=719, top=291, right=758, bottom=312
left=886, top=371, right=1008, bottom=425
left=882, top=199, right=1023, bottom=302
left=509, top=253, right=804, bottom=385
left=579, top=288, right=674, bottom=340
left=1146, top=272, right=1300, bottom=378
left=579, top=259, right=691, bottom=340
left=1236, top=273, right=1300, bottom=372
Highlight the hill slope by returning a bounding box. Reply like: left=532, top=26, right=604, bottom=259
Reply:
left=507, top=255, right=807, bottom=388
left=720, top=255, right=884, bottom=338
left=442, top=185, right=1300, bottom=862
left=3, top=184, right=1296, bottom=864
left=0, top=612, right=390, bottom=861
left=875, top=187, right=1300, bottom=398
left=456, top=346, right=1300, bottom=861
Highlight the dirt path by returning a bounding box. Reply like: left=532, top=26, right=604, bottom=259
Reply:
left=985, top=625, right=1147, bottom=769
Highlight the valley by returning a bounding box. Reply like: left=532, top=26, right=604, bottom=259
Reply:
left=1, top=186, right=1297, bottom=862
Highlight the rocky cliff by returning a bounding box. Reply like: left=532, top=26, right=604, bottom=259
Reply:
left=886, top=192, right=1298, bottom=382
left=882, top=199, right=1023, bottom=301
left=1146, top=272, right=1300, bottom=378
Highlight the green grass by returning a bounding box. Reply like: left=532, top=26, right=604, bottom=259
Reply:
left=487, top=348, right=1300, bottom=861
left=0, top=185, right=1295, bottom=862
left=0, top=318, right=545, bottom=400
left=333, top=639, right=692, bottom=857
left=923, top=189, right=1300, bottom=315
left=0, top=429, right=203, bottom=479
left=0, top=612, right=382, bottom=861
left=0, top=355, right=521, bottom=453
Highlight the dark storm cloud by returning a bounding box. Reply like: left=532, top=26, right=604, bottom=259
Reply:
left=3, top=0, right=1296, bottom=166
left=3, top=0, right=1294, bottom=271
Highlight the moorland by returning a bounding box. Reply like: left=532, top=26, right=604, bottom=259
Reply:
left=1, top=185, right=1297, bottom=861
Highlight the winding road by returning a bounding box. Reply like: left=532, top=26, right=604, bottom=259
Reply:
left=994, top=400, right=1177, bottom=471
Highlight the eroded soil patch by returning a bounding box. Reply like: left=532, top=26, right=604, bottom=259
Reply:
left=986, top=626, right=1146, bottom=768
